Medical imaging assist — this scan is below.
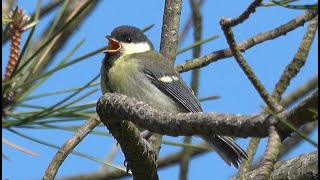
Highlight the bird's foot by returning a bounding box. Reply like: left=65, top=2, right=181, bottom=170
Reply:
left=140, top=130, right=153, bottom=140
left=123, top=130, right=157, bottom=173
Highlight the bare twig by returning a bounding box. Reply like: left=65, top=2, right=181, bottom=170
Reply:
left=280, top=75, right=318, bottom=107
left=272, top=16, right=318, bottom=102
left=221, top=0, right=263, bottom=27
left=220, top=18, right=282, bottom=112
left=178, top=0, right=205, bottom=45
left=176, top=9, right=318, bottom=73
left=251, top=121, right=318, bottom=170
left=237, top=75, right=318, bottom=177
left=255, top=126, right=281, bottom=179
left=43, top=115, right=100, bottom=180
left=252, top=17, right=319, bottom=179
left=236, top=138, right=261, bottom=177
left=219, top=3, right=285, bottom=178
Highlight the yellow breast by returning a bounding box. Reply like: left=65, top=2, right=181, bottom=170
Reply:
left=108, top=55, right=140, bottom=95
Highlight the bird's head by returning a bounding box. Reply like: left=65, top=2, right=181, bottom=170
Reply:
left=103, top=25, right=154, bottom=55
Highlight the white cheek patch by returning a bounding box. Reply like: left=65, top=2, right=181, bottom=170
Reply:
left=158, top=76, right=179, bottom=83
left=121, top=42, right=151, bottom=54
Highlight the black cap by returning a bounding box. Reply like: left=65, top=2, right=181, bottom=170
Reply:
left=109, top=25, right=154, bottom=49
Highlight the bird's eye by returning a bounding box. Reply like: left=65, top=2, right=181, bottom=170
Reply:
left=125, top=37, right=132, bottom=43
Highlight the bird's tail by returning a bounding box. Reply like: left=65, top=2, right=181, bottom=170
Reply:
left=201, top=135, right=248, bottom=168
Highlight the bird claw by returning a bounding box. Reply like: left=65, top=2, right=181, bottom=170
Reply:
left=140, top=130, right=153, bottom=140
left=140, top=133, right=157, bottom=160
left=123, top=131, right=157, bottom=173
left=140, top=130, right=157, bottom=159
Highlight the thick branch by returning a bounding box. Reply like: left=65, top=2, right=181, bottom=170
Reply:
left=281, top=90, right=318, bottom=135
left=96, top=108, right=159, bottom=180
left=96, top=91, right=317, bottom=138
left=160, top=0, right=182, bottom=62
left=232, top=151, right=318, bottom=180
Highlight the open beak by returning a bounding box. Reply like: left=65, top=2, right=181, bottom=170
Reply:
left=103, top=36, right=121, bottom=54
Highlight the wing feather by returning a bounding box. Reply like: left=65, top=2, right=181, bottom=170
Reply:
left=143, top=69, right=202, bottom=113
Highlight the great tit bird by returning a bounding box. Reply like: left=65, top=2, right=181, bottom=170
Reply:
left=101, top=25, right=248, bottom=168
